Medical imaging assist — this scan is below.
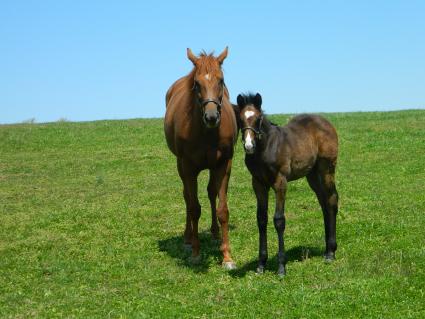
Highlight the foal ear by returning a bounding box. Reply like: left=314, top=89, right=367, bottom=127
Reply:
left=187, top=48, right=198, bottom=65
left=237, top=94, right=245, bottom=107
left=217, top=46, right=228, bottom=65
left=254, top=93, right=262, bottom=109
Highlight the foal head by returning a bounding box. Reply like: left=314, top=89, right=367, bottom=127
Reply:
left=236, top=93, right=263, bottom=154
left=187, top=47, right=228, bottom=128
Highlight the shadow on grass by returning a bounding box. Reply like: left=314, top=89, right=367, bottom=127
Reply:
left=158, top=230, right=223, bottom=273
left=229, top=245, right=323, bottom=278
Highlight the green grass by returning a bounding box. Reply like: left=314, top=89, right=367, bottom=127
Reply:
left=1, top=110, right=424, bottom=318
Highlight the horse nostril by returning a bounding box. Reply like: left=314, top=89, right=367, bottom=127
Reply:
left=205, top=113, right=218, bottom=122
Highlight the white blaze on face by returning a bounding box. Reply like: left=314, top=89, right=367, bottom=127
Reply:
left=205, top=73, right=211, bottom=81
left=244, top=110, right=255, bottom=119
left=244, top=131, right=254, bottom=153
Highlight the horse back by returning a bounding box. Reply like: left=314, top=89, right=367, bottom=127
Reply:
left=286, top=114, right=338, bottom=160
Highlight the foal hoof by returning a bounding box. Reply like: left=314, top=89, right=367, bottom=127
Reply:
left=189, top=255, right=201, bottom=265
left=256, top=265, right=265, bottom=274
left=222, top=261, right=237, bottom=270
left=277, top=265, right=286, bottom=277
left=183, top=243, right=192, bottom=252
left=324, top=253, right=335, bottom=263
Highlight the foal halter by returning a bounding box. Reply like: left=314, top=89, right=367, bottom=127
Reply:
left=241, top=115, right=264, bottom=141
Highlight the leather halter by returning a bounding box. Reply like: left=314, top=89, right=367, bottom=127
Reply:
left=201, top=98, right=222, bottom=110
left=192, top=80, right=225, bottom=115
left=241, top=115, right=264, bottom=140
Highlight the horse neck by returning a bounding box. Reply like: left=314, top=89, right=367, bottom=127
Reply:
left=256, top=116, right=277, bottom=151
left=260, top=115, right=275, bottom=139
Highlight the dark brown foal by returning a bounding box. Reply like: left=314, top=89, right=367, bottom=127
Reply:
left=234, top=93, right=339, bottom=276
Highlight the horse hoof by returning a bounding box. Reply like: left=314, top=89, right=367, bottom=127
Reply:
left=324, top=253, right=335, bottom=263
left=256, top=266, right=265, bottom=274
left=277, top=265, right=286, bottom=277
left=183, top=243, right=192, bottom=252
left=223, top=261, right=237, bottom=270
left=190, top=255, right=201, bottom=264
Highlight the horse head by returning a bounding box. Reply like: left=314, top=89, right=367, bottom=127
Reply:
left=187, top=47, right=228, bottom=128
left=236, top=93, right=263, bottom=154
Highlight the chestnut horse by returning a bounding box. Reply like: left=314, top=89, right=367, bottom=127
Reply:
left=164, top=48, right=238, bottom=269
left=234, top=93, right=339, bottom=276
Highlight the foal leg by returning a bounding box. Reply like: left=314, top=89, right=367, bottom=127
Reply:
left=252, top=177, right=269, bottom=274
left=178, top=158, right=202, bottom=261
left=214, top=159, right=236, bottom=269
left=207, top=171, right=220, bottom=240
left=309, top=159, right=339, bottom=261
left=273, top=174, right=288, bottom=276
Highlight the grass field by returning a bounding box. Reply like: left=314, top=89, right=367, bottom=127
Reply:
left=1, top=110, right=424, bottom=318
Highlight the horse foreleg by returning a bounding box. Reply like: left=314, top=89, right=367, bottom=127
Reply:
left=214, top=159, right=236, bottom=270
left=178, top=158, right=201, bottom=261
left=253, top=177, right=269, bottom=274
left=273, top=174, right=287, bottom=276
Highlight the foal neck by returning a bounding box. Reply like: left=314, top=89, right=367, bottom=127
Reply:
left=253, top=116, right=278, bottom=151
left=258, top=116, right=276, bottom=139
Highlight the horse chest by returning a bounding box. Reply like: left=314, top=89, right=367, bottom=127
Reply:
left=182, top=143, right=230, bottom=169
left=245, top=155, right=277, bottom=186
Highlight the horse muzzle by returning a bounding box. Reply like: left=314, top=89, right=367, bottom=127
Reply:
left=243, top=130, right=256, bottom=154
left=203, top=111, right=221, bottom=128
left=244, top=143, right=255, bottom=154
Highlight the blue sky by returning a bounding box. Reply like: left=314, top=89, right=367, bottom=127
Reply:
left=1, top=1, right=424, bottom=124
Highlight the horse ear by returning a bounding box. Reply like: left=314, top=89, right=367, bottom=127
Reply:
left=217, top=46, right=228, bottom=65
left=254, top=93, right=262, bottom=109
left=187, top=48, right=197, bottom=65
left=237, top=94, right=245, bottom=107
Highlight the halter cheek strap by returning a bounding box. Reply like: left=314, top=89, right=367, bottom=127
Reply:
left=241, top=116, right=264, bottom=141
left=192, top=80, right=225, bottom=113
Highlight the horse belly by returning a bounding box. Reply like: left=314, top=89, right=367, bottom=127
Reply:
left=287, top=155, right=316, bottom=181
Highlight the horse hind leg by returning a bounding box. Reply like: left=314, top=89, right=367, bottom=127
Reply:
left=182, top=187, right=193, bottom=250
left=177, top=159, right=192, bottom=248
left=308, top=159, right=339, bottom=261
left=207, top=172, right=220, bottom=240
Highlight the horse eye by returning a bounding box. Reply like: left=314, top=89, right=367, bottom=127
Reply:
left=194, top=81, right=199, bottom=89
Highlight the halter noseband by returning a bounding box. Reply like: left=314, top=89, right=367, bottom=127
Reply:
left=192, top=80, right=224, bottom=115
left=241, top=115, right=264, bottom=141
left=201, top=98, right=222, bottom=110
